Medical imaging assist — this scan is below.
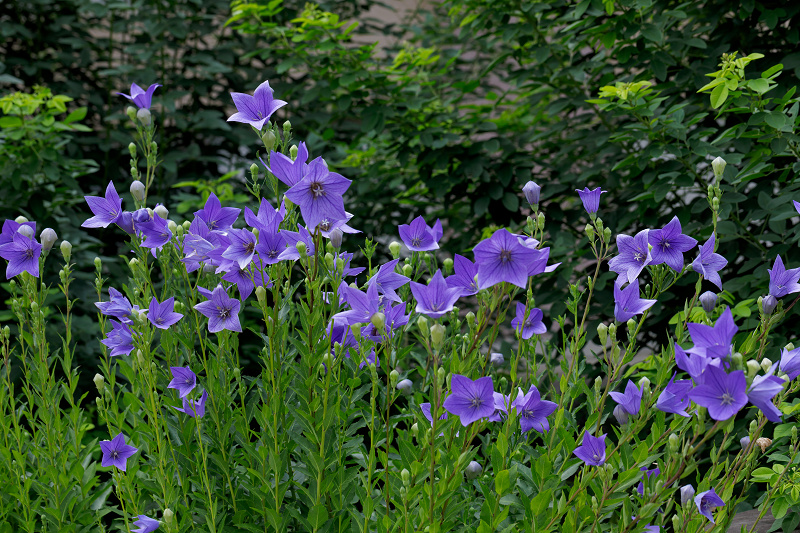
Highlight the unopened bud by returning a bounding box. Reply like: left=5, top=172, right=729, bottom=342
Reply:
left=466, top=461, right=482, bottom=480
left=626, top=318, right=636, bottom=332
left=163, top=508, right=174, bottom=525
left=128, top=142, right=137, bottom=159
left=290, top=145, right=298, bottom=160
left=668, top=433, right=679, bottom=453
left=402, top=264, right=413, bottom=277
left=762, top=295, right=777, bottom=315
left=136, top=108, right=151, bottom=127
left=731, top=352, right=743, bottom=370
left=761, top=358, right=773, bottom=373
left=261, top=131, right=276, bottom=150
left=397, top=379, right=413, bottom=395
left=329, top=228, right=343, bottom=250
left=167, top=220, right=178, bottom=234
left=443, top=257, right=454, bottom=274
left=430, top=324, right=445, bottom=350
left=255, top=286, right=267, bottom=304
left=597, top=323, right=608, bottom=345
left=608, top=323, right=617, bottom=340
left=680, top=485, right=695, bottom=507
left=250, top=162, right=258, bottom=180
left=746, top=360, right=760, bottom=378
left=740, top=436, right=750, bottom=450
left=94, top=257, right=102, bottom=270
left=350, top=324, right=361, bottom=339
left=699, top=291, right=717, bottom=313
left=603, top=227, right=611, bottom=243
left=638, top=376, right=650, bottom=392
left=437, top=367, right=445, bottom=388
left=371, top=312, right=386, bottom=332
left=40, top=228, right=57, bottom=252
left=401, top=468, right=410, bottom=485
left=585, top=224, right=595, bottom=240
left=154, top=204, right=169, bottom=219
left=389, top=241, right=401, bottom=259
left=130, top=180, right=145, bottom=202
left=93, top=373, right=105, bottom=392
left=283, top=120, right=292, bottom=134
left=465, top=311, right=475, bottom=326
left=522, top=181, right=540, bottom=207
left=490, top=352, right=504, bottom=367
left=126, top=106, right=137, bottom=122
left=417, top=316, right=429, bottom=338
left=390, top=369, right=400, bottom=388
left=18, top=225, right=34, bottom=239
left=411, top=423, right=419, bottom=436
left=295, top=241, right=307, bottom=257
left=536, top=212, right=545, bottom=231
left=711, top=156, right=726, bottom=178
left=613, top=404, right=628, bottom=425
left=60, top=240, right=72, bottom=261
left=749, top=419, right=758, bottom=434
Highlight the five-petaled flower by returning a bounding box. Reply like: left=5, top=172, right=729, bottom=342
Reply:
left=575, top=187, right=607, bottom=214
left=694, top=488, right=725, bottom=523
left=573, top=431, right=607, bottom=466
left=688, top=365, right=747, bottom=421
left=398, top=216, right=442, bottom=252
left=608, top=229, right=652, bottom=284
left=510, top=302, right=547, bottom=339
left=173, top=390, right=208, bottom=418
left=284, top=158, right=351, bottom=231
left=443, top=374, right=495, bottom=426
left=409, top=270, right=462, bottom=319
left=613, top=279, right=656, bottom=322
left=512, top=385, right=557, bottom=433
left=648, top=216, right=697, bottom=272
left=117, top=83, right=161, bottom=110
left=100, top=432, right=138, bottom=471
left=168, top=366, right=197, bottom=398
left=132, top=515, right=160, bottom=533
left=227, top=80, right=287, bottom=130
left=691, top=233, right=727, bottom=290
left=148, top=297, right=183, bottom=330
left=0, top=230, right=42, bottom=279
left=767, top=255, right=800, bottom=298
left=82, top=181, right=123, bottom=229
left=193, top=285, right=242, bottom=333
left=472, top=228, right=542, bottom=289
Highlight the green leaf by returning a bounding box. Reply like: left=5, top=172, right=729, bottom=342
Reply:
left=495, top=469, right=510, bottom=496
left=772, top=496, right=789, bottom=519
left=0, top=116, right=22, bottom=128
left=710, top=84, right=728, bottom=109
left=764, top=112, right=787, bottom=130
left=641, top=24, right=662, bottom=43
left=308, top=505, right=328, bottom=528
left=64, top=107, right=87, bottom=124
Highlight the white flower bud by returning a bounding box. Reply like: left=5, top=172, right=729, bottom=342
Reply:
left=490, top=352, right=504, bottom=367
left=93, top=373, right=105, bottom=392
left=130, top=180, right=145, bottom=202
left=466, top=461, right=482, bottom=480
left=397, top=379, right=413, bottom=395
left=154, top=204, right=169, bottom=219
left=40, top=228, right=57, bottom=251
left=711, top=156, right=726, bottom=178
left=14, top=216, right=28, bottom=224
left=136, top=108, right=152, bottom=127
left=18, top=225, right=34, bottom=239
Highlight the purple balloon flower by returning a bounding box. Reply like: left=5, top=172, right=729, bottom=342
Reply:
left=608, top=229, right=652, bottom=284
left=610, top=379, right=643, bottom=417
left=284, top=158, right=351, bottom=231
left=575, top=187, right=607, bottom=214
left=245, top=198, right=285, bottom=233
left=409, top=270, right=462, bottom=319
left=522, top=181, right=541, bottom=206
left=101, top=320, right=135, bottom=357
left=194, top=193, right=240, bottom=232
left=278, top=225, right=316, bottom=261
left=0, top=231, right=42, bottom=279
left=173, top=390, right=208, bottom=418
left=688, top=366, right=747, bottom=420
left=147, top=297, right=183, bottom=329
left=780, top=346, right=800, bottom=380
left=96, top=287, right=134, bottom=320
left=168, top=366, right=197, bottom=398
left=686, top=307, right=737, bottom=360
left=510, top=302, right=546, bottom=339
left=0, top=219, right=36, bottom=246
left=100, top=432, right=138, bottom=471
left=648, top=216, right=697, bottom=271
left=193, top=285, right=242, bottom=333
left=82, top=181, right=123, bottom=229
left=656, top=373, right=693, bottom=417
left=222, top=228, right=258, bottom=269
left=768, top=255, right=800, bottom=298
left=367, top=259, right=410, bottom=304
left=573, top=431, right=607, bottom=466
left=694, top=488, right=725, bottom=523
left=747, top=373, right=785, bottom=423
left=691, top=233, right=727, bottom=290
left=445, top=254, right=480, bottom=297
left=443, top=374, right=495, bottom=426
left=398, top=216, right=442, bottom=252
left=512, top=385, right=557, bottom=433
left=488, top=391, right=511, bottom=422
left=117, top=83, right=161, bottom=110
left=227, top=80, right=287, bottom=130
left=613, top=279, right=656, bottom=322
left=138, top=213, right=172, bottom=253
left=132, top=515, right=160, bottom=533
left=473, top=228, right=541, bottom=289
left=262, top=143, right=309, bottom=188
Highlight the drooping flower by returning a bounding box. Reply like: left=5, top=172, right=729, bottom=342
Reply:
left=648, top=216, right=697, bottom=271
left=686, top=307, right=737, bottom=360
left=101, top=320, right=135, bottom=357
left=609, top=380, right=643, bottom=417
left=510, top=302, right=546, bottom=339
left=117, top=83, right=161, bottom=110
left=473, top=228, right=541, bottom=289
left=691, top=233, right=727, bottom=290
left=168, top=367, right=197, bottom=398
left=613, top=279, right=656, bottom=322
left=227, top=80, right=287, bottom=130
left=262, top=143, right=309, bottom=188
left=398, top=216, right=442, bottom=252
left=780, top=347, right=800, bottom=380
left=82, top=181, right=123, bottom=228
left=694, top=488, right=725, bottom=523
left=656, top=373, right=693, bottom=417
left=147, top=297, right=183, bottom=329
left=688, top=366, right=747, bottom=420
left=680, top=484, right=695, bottom=507
left=573, top=432, right=607, bottom=466
left=222, top=229, right=258, bottom=269
left=284, top=158, right=351, bottom=231
left=608, top=230, right=652, bottom=284
left=522, top=181, right=541, bottom=207
left=443, top=374, right=495, bottom=426
left=767, top=255, right=800, bottom=298
left=0, top=231, right=42, bottom=279
left=100, top=432, right=138, bottom=471
left=575, top=187, right=607, bottom=214
left=516, top=236, right=558, bottom=275
left=173, top=390, right=208, bottom=418
left=747, top=373, right=785, bottom=423
left=409, top=270, right=462, bottom=319
left=445, top=254, right=480, bottom=296
left=193, top=285, right=242, bottom=333
left=132, top=515, right=160, bottom=533
left=367, top=259, right=410, bottom=303
left=194, top=193, right=240, bottom=232
left=512, top=385, right=557, bottom=433
left=674, top=344, right=713, bottom=384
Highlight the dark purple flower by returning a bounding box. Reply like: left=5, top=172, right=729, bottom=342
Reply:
left=610, top=380, right=643, bottom=416
left=398, top=216, right=442, bottom=252
left=194, top=193, right=240, bottom=232
left=410, top=270, right=462, bottom=319
left=443, top=374, right=495, bottom=426
left=473, top=228, right=541, bottom=289
left=686, top=307, right=737, bottom=360
left=768, top=255, right=800, bottom=298
left=168, top=366, right=197, bottom=398
left=694, top=488, right=724, bottom=523
left=116, top=211, right=135, bottom=235
left=573, top=432, right=607, bottom=466
left=100, top=432, right=138, bottom=471
left=173, top=390, right=208, bottom=418
left=326, top=317, right=358, bottom=358
left=656, top=374, right=692, bottom=417
left=193, top=285, right=242, bottom=333
left=278, top=225, right=315, bottom=261
left=227, top=80, right=287, bottom=130
left=510, top=302, right=546, bottom=339
left=795, top=200, right=800, bottom=215
left=691, top=233, right=727, bottom=290
left=284, top=158, right=351, bottom=231
left=101, top=320, right=135, bottom=357
left=0, top=231, right=42, bottom=278
left=512, top=385, right=557, bottom=433
left=575, top=187, right=607, bottom=214
left=445, top=254, right=480, bottom=296
left=780, top=347, right=800, bottom=380
left=367, top=259, right=410, bottom=303
left=613, top=279, right=656, bottom=322
left=255, top=230, right=287, bottom=265
left=222, top=229, right=258, bottom=269
left=82, top=181, right=123, bottom=228
left=132, top=515, right=160, bottom=533
left=147, top=297, right=183, bottom=329
left=747, top=373, right=784, bottom=423
left=688, top=366, right=747, bottom=420
left=138, top=214, right=172, bottom=252
left=648, top=216, right=697, bottom=271
left=262, top=143, right=309, bottom=188
left=608, top=230, right=652, bottom=284
left=117, top=83, right=161, bottom=110
left=522, top=181, right=541, bottom=207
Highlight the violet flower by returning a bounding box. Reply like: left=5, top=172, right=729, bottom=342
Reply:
left=132, top=515, right=160, bottom=533
left=168, top=366, right=197, bottom=398
left=147, top=297, right=183, bottom=329
left=194, top=193, right=240, bottom=232
left=398, top=216, right=442, bottom=252
left=332, top=283, right=381, bottom=326
left=278, top=225, right=316, bottom=261
left=488, top=391, right=511, bottom=422
left=780, top=347, right=800, bottom=380
left=363, top=301, right=409, bottom=341
left=100, top=432, right=138, bottom=471
left=512, top=385, right=557, bottom=433
left=117, top=83, right=161, bottom=110
left=648, top=216, right=697, bottom=271
left=575, top=187, right=607, bottom=214
left=691, top=233, right=727, bottom=290
left=608, top=230, right=652, bottom=284
left=101, top=320, right=135, bottom=357
left=193, top=284, right=242, bottom=333
left=255, top=230, right=287, bottom=265
left=767, top=255, right=800, bottom=298
left=222, top=228, right=258, bottom=269
left=637, top=466, right=660, bottom=496
left=262, top=143, right=309, bottom=188
left=245, top=198, right=285, bottom=233
left=367, top=259, right=410, bottom=303
left=609, top=380, right=643, bottom=417
left=510, top=302, right=546, bottom=339
left=747, top=373, right=785, bottom=423
left=442, top=374, right=495, bottom=426
left=221, top=261, right=270, bottom=300
left=420, top=402, right=448, bottom=427
left=227, top=80, right=287, bottom=130
left=138, top=213, right=172, bottom=252
left=613, top=279, right=656, bottom=322
left=473, top=228, right=541, bottom=289
left=656, top=373, right=692, bottom=417
left=409, top=270, right=462, bottom=319
left=686, top=307, right=737, bottom=360
left=81, top=181, right=123, bottom=228
left=0, top=231, right=42, bottom=279
left=688, top=366, right=747, bottom=421
left=96, top=287, right=134, bottom=320
left=173, top=390, right=208, bottom=418
left=284, top=158, right=351, bottom=231
left=573, top=432, right=607, bottom=466
left=694, top=488, right=725, bottom=523
left=445, top=254, right=480, bottom=297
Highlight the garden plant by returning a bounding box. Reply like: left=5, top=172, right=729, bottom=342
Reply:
left=1, top=52, right=800, bottom=533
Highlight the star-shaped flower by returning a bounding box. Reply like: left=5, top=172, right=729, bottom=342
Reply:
left=398, top=216, right=442, bottom=252
left=284, top=158, right=351, bottom=231
left=656, top=373, right=692, bottom=417
left=82, top=181, right=123, bottom=229
left=193, top=193, right=240, bottom=232
left=609, top=379, right=643, bottom=417
left=573, top=432, right=607, bottom=466
left=768, top=255, right=800, bottom=298
left=442, top=374, right=495, bottom=426
left=694, top=488, right=725, bottom=523
left=173, top=390, right=208, bottom=418
left=512, top=385, right=557, bottom=433
left=473, top=228, right=541, bottom=289
left=613, top=279, right=656, bottom=322
left=100, top=432, right=138, bottom=471
left=193, top=285, right=242, bottom=333
left=409, top=270, right=462, bottom=319
left=445, top=254, right=480, bottom=296
left=0, top=231, right=42, bottom=279
left=262, top=143, right=309, bottom=188
left=691, top=233, right=727, bottom=290
left=688, top=366, right=747, bottom=421
left=510, top=302, right=546, bottom=339
left=227, top=80, right=287, bottom=130
left=117, top=83, right=161, bottom=110
left=168, top=366, right=197, bottom=398
left=608, top=229, right=652, bottom=284
left=147, top=297, right=183, bottom=329
left=648, top=216, right=697, bottom=271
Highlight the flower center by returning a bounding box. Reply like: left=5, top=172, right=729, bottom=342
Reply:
left=659, top=238, right=670, bottom=249
left=593, top=453, right=600, bottom=460
left=267, top=250, right=277, bottom=258
left=156, top=317, right=164, bottom=324
left=244, top=242, right=255, bottom=254
left=633, top=252, right=644, bottom=263
left=257, top=110, right=263, bottom=118
left=499, top=249, right=512, bottom=263
left=310, top=182, right=325, bottom=198
left=720, top=392, right=734, bottom=406
left=319, top=219, right=330, bottom=231
left=218, top=306, right=230, bottom=319
left=25, top=249, right=34, bottom=259
left=111, top=451, right=119, bottom=459
left=411, top=236, right=421, bottom=247
left=470, top=396, right=483, bottom=408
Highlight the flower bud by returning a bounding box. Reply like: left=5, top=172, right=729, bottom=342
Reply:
left=762, top=294, right=777, bottom=315
left=18, top=225, right=34, bottom=239
left=128, top=142, right=137, bottom=159
left=136, top=108, right=151, bottom=127
left=749, top=419, right=758, bottom=434
left=603, top=227, right=612, bottom=243
left=638, top=376, right=650, bottom=394
left=350, top=324, right=361, bottom=339
left=370, top=312, right=386, bottom=333
left=597, top=323, right=608, bottom=345
left=417, top=316, right=429, bottom=338
left=154, top=204, right=169, bottom=219
left=40, top=228, right=57, bottom=252
left=283, top=120, right=292, bottom=134
left=163, top=508, right=174, bottom=525
left=255, top=286, right=267, bottom=305
left=167, top=220, right=178, bottom=234
left=740, top=436, right=750, bottom=450
left=295, top=241, right=307, bottom=257
left=731, top=352, right=743, bottom=370
left=290, top=145, right=298, bottom=160
left=668, top=433, right=679, bottom=453
left=490, top=352, right=504, bottom=367
left=755, top=437, right=772, bottom=453
left=626, top=318, right=636, bottom=332
left=465, top=311, right=475, bottom=326
left=59, top=240, right=72, bottom=261
left=411, top=423, right=419, bottom=437
left=389, top=241, right=401, bottom=259
left=397, top=379, right=413, bottom=395
left=607, top=322, right=616, bottom=341
left=402, top=264, right=413, bottom=277
left=130, top=180, right=145, bottom=202
left=536, top=212, right=545, bottom=231
left=613, top=404, right=628, bottom=425
left=390, top=369, right=400, bottom=388
left=401, top=468, right=410, bottom=486
left=746, top=359, right=760, bottom=378
left=93, top=373, right=105, bottom=393
left=711, top=156, right=726, bottom=178
left=437, top=367, right=445, bottom=388
left=680, top=484, right=695, bottom=507
left=261, top=131, right=276, bottom=150
left=430, top=323, right=445, bottom=350
left=126, top=106, right=137, bottom=122
left=585, top=224, right=595, bottom=241
left=94, top=257, right=102, bottom=270
left=443, top=257, right=454, bottom=275
left=329, top=228, right=343, bottom=250
left=522, top=181, right=540, bottom=207
left=699, top=291, right=717, bottom=313
left=466, top=461, right=482, bottom=480
left=760, top=358, right=772, bottom=373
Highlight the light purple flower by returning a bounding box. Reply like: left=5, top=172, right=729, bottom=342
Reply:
left=193, top=285, right=242, bottom=333
left=609, top=380, right=643, bottom=416
left=194, top=193, right=240, bottom=232
left=409, top=270, right=462, bottom=319
left=284, top=158, right=351, bottom=231
left=747, top=373, right=784, bottom=423
left=367, top=259, right=410, bottom=303
left=445, top=254, right=480, bottom=297
left=0, top=219, right=36, bottom=247
left=168, top=366, right=197, bottom=398
left=688, top=366, right=747, bottom=421
left=398, top=216, right=442, bottom=252
left=573, top=432, right=607, bottom=466
left=222, top=229, right=258, bottom=269
left=608, top=229, right=652, bottom=284
left=575, top=187, right=606, bottom=214
left=138, top=213, right=172, bottom=252
left=262, top=143, right=309, bottom=188
left=613, top=279, right=656, bottom=322
left=117, top=83, right=161, bottom=110
left=768, top=255, right=800, bottom=298
left=82, top=181, right=123, bottom=228
left=255, top=230, right=287, bottom=265
left=132, top=515, right=160, bottom=533
left=100, top=432, right=138, bottom=471
left=173, top=390, right=208, bottom=418
left=510, top=302, right=546, bottom=339
left=686, top=307, right=737, bottom=360
left=656, top=373, right=692, bottom=417
left=648, top=216, right=697, bottom=271
left=420, top=402, right=448, bottom=427
left=95, top=287, right=134, bottom=320
left=473, top=228, right=541, bottom=289
left=0, top=231, right=42, bottom=279
left=147, top=297, right=183, bottom=329
left=780, top=347, right=800, bottom=380
left=488, top=391, right=511, bottom=422
left=245, top=198, right=285, bottom=233
left=694, top=488, right=725, bottom=523
left=691, top=233, right=727, bottom=290
left=101, top=320, right=135, bottom=357
left=331, top=283, right=381, bottom=326
left=443, top=374, right=495, bottom=426
left=512, top=385, right=557, bottom=433
left=227, top=80, right=287, bottom=130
